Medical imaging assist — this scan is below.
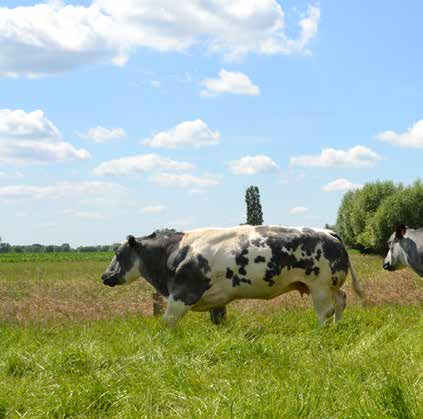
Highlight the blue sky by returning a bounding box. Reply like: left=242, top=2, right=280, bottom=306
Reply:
left=1, top=0, right=422, bottom=246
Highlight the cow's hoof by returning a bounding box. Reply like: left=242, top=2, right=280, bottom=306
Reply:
left=210, top=307, right=227, bottom=325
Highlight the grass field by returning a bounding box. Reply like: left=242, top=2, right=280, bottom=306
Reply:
left=0, top=253, right=422, bottom=418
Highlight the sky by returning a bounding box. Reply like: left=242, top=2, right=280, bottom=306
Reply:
left=1, top=0, right=423, bottom=246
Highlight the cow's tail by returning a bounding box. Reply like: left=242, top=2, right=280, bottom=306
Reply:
left=329, top=231, right=365, bottom=299
left=347, top=257, right=365, bottom=299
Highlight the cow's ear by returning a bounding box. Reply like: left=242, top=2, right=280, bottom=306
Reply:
left=127, top=235, right=138, bottom=248
left=395, top=224, right=407, bottom=239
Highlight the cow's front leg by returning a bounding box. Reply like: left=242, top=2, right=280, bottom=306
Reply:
left=311, top=287, right=335, bottom=325
left=163, top=295, right=192, bottom=327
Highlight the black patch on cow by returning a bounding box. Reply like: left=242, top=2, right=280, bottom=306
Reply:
left=232, top=274, right=252, bottom=287
left=322, top=236, right=349, bottom=275
left=196, top=254, right=211, bottom=274
left=332, top=276, right=338, bottom=286
left=170, top=261, right=211, bottom=305
left=233, top=235, right=249, bottom=272
left=263, top=234, right=322, bottom=286
left=169, top=246, right=190, bottom=271
left=255, top=256, right=266, bottom=263
left=316, top=249, right=322, bottom=261
left=226, top=268, right=234, bottom=279
left=238, top=266, right=247, bottom=275
left=133, top=230, right=185, bottom=297
left=251, top=238, right=266, bottom=248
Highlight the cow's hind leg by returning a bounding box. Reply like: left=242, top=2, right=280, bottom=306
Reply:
left=334, top=290, right=347, bottom=323
left=209, top=307, right=227, bottom=325
left=311, top=287, right=335, bottom=325
left=163, top=295, right=191, bottom=328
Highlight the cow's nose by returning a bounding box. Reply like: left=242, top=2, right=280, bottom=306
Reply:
left=383, top=262, right=390, bottom=270
left=101, top=273, right=108, bottom=281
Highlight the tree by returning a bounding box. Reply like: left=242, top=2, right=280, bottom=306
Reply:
left=245, top=186, right=263, bottom=226
left=335, top=179, right=423, bottom=254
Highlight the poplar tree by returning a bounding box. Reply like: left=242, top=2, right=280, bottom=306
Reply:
left=245, top=186, right=264, bottom=225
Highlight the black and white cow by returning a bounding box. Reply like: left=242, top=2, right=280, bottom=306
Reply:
left=101, top=225, right=364, bottom=326
left=383, top=224, right=423, bottom=277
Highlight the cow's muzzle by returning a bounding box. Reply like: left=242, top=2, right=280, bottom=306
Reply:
left=102, top=273, right=119, bottom=287
left=383, top=262, right=394, bottom=271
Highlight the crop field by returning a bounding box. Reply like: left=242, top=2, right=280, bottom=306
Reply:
left=0, top=252, right=422, bottom=418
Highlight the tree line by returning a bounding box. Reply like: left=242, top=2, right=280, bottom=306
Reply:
left=336, top=179, right=423, bottom=254
left=0, top=241, right=120, bottom=254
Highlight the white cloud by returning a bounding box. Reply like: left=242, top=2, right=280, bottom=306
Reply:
left=377, top=119, right=423, bottom=148
left=150, top=173, right=220, bottom=189
left=290, top=146, right=381, bottom=168
left=227, top=155, right=278, bottom=175
left=0, top=1, right=320, bottom=77
left=93, top=153, right=194, bottom=176
left=80, top=126, right=126, bottom=143
left=290, top=206, right=308, bottom=215
left=143, top=120, right=220, bottom=149
left=323, top=178, right=362, bottom=192
left=0, top=170, right=23, bottom=179
left=0, top=181, right=124, bottom=200
left=0, top=109, right=90, bottom=164
left=151, top=80, right=161, bottom=88
left=201, top=69, right=260, bottom=97
left=63, top=209, right=107, bottom=220
left=141, top=204, right=165, bottom=214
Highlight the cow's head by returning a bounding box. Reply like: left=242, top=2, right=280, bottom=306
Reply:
left=383, top=224, right=408, bottom=272
left=102, top=235, right=142, bottom=287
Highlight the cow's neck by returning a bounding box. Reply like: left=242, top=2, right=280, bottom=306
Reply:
left=138, top=245, right=171, bottom=296
left=403, top=231, right=423, bottom=277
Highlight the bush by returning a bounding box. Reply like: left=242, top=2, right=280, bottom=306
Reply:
left=336, top=180, right=423, bottom=254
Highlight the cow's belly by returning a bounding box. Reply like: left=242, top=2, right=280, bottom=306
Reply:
left=192, top=268, right=314, bottom=311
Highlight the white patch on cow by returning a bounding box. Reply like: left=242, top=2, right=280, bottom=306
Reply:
left=124, top=260, right=141, bottom=284
left=163, top=295, right=191, bottom=327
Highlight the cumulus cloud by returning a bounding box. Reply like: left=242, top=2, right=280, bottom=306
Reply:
left=80, top=126, right=126, bottom=143
left=93, top=153, right=194, bottom=176
left=290, top=206, right=308, bottom=215
left=0, top=1, right=320, bottom=77
left=323, top=178, right=362, bottom=192
left=0, top=181, right=123, bottom=200
left=143, top=120, right=220, bottom=148
left=150, top=173, right=220, bottom=189
left=290, top=146, right=381, bottom=168
left=227, top=155, right=278, bottom=175
left=0, top=109, right=90, bottom=164
left=377, top=119, right=423, bottom=148
left=201, top=69, right=260, bottom=97
left=141, top=204, right=166, bottom=214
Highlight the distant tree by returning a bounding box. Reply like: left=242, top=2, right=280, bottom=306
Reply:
left=245, top=186, right=263, bottom=226
left=60, top=243, right=71, bottom=252
left=324, top=223, right=337, bottom=232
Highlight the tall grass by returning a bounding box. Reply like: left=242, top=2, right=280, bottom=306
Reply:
left=0, top=253, right=421, bottom=417
left=0, top=307, right=421, bottom=418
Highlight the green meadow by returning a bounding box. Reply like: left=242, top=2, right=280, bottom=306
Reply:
left=0, top=253, right=422, bottom=418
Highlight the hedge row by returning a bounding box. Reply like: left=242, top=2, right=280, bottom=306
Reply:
left=336, top=180, right=423, bottom=254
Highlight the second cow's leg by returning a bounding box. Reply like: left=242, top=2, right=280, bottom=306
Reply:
left=209, top=306, right=227, bottom=325
left=163, top=295, right=191, bottom=327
